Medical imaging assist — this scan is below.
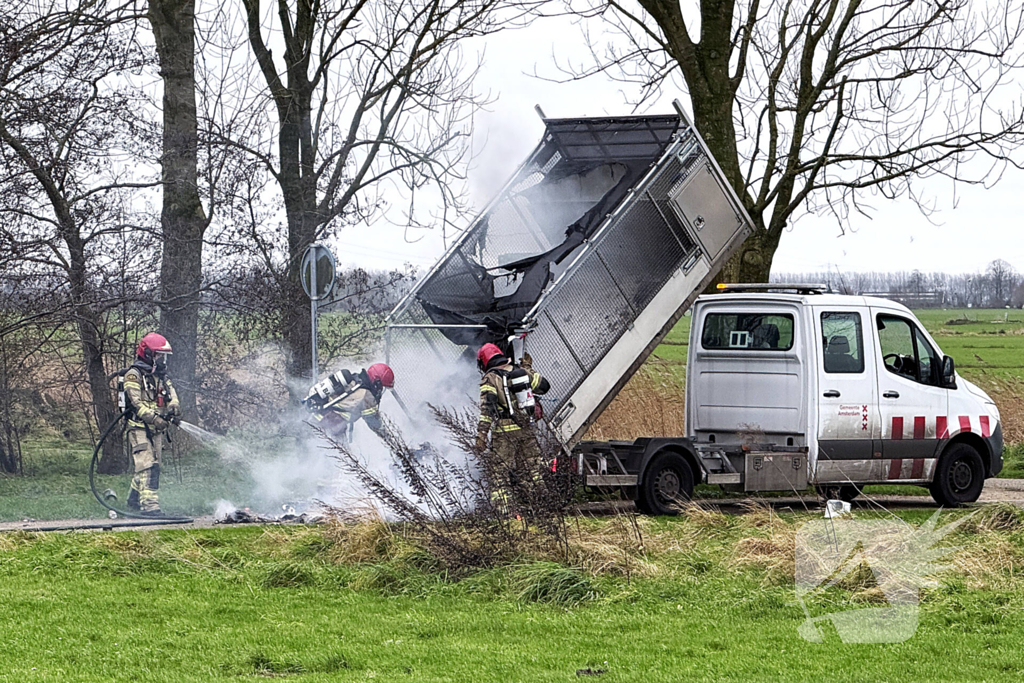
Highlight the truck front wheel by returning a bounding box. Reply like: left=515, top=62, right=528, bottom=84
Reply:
left=637, top=451, right=694, bottom=516
left=929, top=443, right=985, bottom=507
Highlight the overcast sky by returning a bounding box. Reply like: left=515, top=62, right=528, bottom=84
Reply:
left=328, top=13, right=1024, bottom=278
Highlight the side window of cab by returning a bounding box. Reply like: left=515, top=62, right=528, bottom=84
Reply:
left=821, top=312, right=864, bottom=373
left=876, top=314, right=942, bottom=386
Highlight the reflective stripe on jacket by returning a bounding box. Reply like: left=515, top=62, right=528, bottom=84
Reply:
left=124, top=366, right=178, bottom=430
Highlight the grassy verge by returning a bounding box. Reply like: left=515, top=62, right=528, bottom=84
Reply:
left=1, top=507, right=1024, bottom=681
left=0, top=436, right=274, bottom=522
left=1001, top=443, right=1024, bottom=479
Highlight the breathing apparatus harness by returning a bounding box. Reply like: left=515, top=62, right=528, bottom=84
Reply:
left=479, top=341, right=542, bottom=425
left=302, top=368, right=384, bottom=413
left=88, top=365, right=191, bottom=521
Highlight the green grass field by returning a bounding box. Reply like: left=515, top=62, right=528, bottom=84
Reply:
left=2, top=508, right=1024, bottom=681
left=0, top=435, right=300, bottom=523
left=2, top=310, right=1024, bottom=681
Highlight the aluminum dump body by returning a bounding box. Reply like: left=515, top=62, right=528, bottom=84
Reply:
left=386, top=110, right=756, bottom=446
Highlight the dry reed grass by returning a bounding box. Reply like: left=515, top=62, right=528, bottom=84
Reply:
left=949, top=532, right=1024, bottom=589
left=586, top=362, right=686, bottom=440
left=560, top=514, right=659, bottom=578
left=992, top=381, right=1024, bottom=443
left=319, top=511, right=401, bottom=564
left=731, top=527, right=798, bottom=586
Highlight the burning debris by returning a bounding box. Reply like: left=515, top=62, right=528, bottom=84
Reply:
left=213, top=501, right=323, bottom=525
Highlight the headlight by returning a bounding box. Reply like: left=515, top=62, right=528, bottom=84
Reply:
left=985, top=401, right=1001, bottom=422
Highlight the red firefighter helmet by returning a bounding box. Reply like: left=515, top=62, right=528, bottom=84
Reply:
left=366, top=363, right=395, bottom=389
left=476, top=343, right=506, bottom=372
left=136, top=332, right=172, bottom=362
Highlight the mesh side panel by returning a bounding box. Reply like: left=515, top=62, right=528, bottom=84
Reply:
left=544, top=258, right=633, bottom=373
left=656, top=199, right=697, bottom=254
left=597, top=198, right=689, bottom=312
left=386, top=327, right=478, bottom=410
left=648, top=153, right=686, bottom=197
left=525, top=312, right=586, bottom=411
left=423, top=252, right=493, bottom=304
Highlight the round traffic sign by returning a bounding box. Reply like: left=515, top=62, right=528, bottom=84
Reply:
left=300, top=244, right=336, bottom=301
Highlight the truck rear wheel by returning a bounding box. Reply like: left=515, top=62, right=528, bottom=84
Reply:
left=929, top=443, right=985, bottom=507
left=637, top=451, right=694, bottom=516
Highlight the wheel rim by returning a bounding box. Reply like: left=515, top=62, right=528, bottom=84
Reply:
left=654, top=468, right=681, bottom=504
left=950, top=458, right=974, bottom=492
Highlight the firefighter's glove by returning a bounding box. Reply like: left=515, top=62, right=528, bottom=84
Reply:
left=519, top=352, right=533, bottom=370
left=167, top=401, right=181, bottom=417
left=152, top=416, right=170, bottom=431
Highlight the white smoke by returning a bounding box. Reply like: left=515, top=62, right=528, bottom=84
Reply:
left=203, top=347, right=481, bottom=518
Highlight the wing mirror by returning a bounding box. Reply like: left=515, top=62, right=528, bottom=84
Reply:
left=942, top=355, right=957, bottom=389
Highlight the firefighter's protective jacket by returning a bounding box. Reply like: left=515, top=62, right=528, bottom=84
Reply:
left=477, top=361, right=549, bottom=447
left=310, top=379, right=386, bottom=439
left=124, top=363, right=179, bottom=431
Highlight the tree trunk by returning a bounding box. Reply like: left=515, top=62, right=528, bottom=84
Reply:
left=277, top=87, right=317, bottom=386
left=149, top=0, right=206, bottom=421
left=66, top=235, right=125, bottom=474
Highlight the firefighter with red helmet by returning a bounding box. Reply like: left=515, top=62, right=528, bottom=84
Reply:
left=304, top=363, right=395, bottom=441
left=123, top=332, right=179, bottom=515
left=476, top=343, right=550, bottom=514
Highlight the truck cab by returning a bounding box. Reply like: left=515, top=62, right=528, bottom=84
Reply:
left=686, top=286, right=1003, bottom=506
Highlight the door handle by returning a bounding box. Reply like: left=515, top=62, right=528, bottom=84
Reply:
left=883, top=391, right=900, bottom=399
left=823, top=390, right=841, bottom=398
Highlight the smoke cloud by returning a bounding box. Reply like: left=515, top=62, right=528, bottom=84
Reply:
left=200, top=347, right=481, bottom=518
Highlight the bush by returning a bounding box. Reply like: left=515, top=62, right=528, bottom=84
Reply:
left=322, top=408, right=577, bottom=572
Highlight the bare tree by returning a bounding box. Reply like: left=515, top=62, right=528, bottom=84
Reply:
left=0, top=0, right=154, bottom=473
left=232, top=0, right=528, bottom=387
left=986, top=258, right=1018, bottom=305
left=149, top=0, right=209, bottom=420
left=569, top=0, right=1024, bottom=282
left=1012, top=281, right=1024, bottom=308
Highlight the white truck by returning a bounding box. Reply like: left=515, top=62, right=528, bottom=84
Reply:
left=596, top=285, right=1002, bottom=514
left=385, top=106, right=1003, bottom=514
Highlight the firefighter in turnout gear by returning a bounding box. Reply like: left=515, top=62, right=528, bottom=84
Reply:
left=476, top=343, right=550, bottom=515
left=304, top=363, right=395, bottom=441
left=123, top=333, right=179, bottom=516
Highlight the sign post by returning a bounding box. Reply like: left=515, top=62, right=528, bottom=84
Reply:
left=299, top=243, right=336, bottom=379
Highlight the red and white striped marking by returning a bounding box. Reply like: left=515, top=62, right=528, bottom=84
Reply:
left=885, top=457, right=929, bottom=480
left=888, top=415, right=992, bottom=440
left=883, top=414, right=993, bottom=480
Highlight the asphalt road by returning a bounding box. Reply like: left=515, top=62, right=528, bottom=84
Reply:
left=2, top=479, right=1022, bottom=533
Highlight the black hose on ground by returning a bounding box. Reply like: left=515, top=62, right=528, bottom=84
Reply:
left=89, top=410, right=192, bottom=522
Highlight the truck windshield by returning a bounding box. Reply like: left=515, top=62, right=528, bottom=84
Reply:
left=701, top=313, right=794, bottom=351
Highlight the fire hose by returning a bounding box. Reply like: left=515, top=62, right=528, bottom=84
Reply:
left=88, top=409, right=193, bottom=522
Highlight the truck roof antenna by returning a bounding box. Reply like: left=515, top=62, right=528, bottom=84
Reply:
left=534, top=104, right=547, bottom=120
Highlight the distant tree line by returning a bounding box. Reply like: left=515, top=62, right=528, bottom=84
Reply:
left=774, top=260, right=1024, bottom=308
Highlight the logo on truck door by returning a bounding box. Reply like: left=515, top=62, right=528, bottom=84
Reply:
left=833, top=404, right=870, bottom=434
